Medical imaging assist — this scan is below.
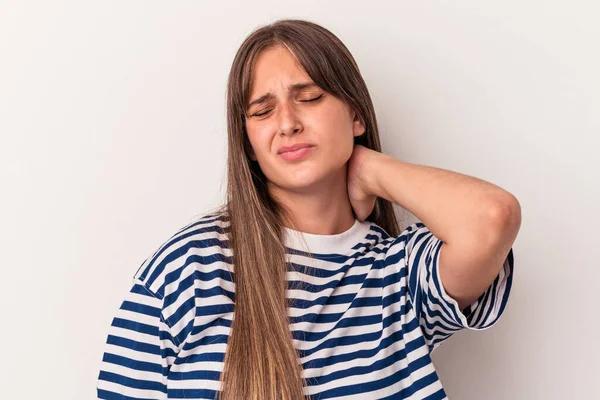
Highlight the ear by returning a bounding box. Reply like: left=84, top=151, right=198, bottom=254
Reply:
left=352, top=111, right=366, bottom=137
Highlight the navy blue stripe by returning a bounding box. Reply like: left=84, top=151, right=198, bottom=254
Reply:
left=97, top=388, right=155, bottom=400
left=107, top=335, right=161, bottom=356
left=102, top=352, right=166, bottom=375
left=167, top=388, right=217, bottom=399
left=424, top=387, right=448, bottom=400
left=98, top=371, right=167, bottom=393
left=111, top=317, right=159, bottom=337
left=120, top=301, right=161, bottom=318
left=428, top=240, right=464, bottom=323
left=130, top=283, right=157, bottom=298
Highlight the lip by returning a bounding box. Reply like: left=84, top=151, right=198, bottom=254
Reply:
left=277, top=143, right=315, bottom=154
left=279, top=145, right=316, bottom=161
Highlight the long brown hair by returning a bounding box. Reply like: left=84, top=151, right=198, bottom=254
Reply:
left=214, top=18, right=401, bottom=400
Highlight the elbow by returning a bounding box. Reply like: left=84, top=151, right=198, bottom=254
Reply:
left=487, top=193, right=522, bottom=242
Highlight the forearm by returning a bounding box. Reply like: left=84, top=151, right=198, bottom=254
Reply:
left=363, top=152, right=516, bottom=246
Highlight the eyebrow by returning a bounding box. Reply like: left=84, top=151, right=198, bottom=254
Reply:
left=247, top=82, right=319, bottom=110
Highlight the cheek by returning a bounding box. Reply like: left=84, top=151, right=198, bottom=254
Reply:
left=246, top=126, right=270, bottom=155
left=335, top=138, right=355, bottom=165
left=317, top=110, right=355, bottom=159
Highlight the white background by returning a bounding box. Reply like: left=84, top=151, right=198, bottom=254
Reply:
left=1, top=1, right=598, bottom=399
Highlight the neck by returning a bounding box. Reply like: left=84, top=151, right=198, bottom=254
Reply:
left=267, top=165, right=355, bottom=235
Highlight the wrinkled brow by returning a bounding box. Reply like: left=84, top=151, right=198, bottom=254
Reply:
left=247, top=82, right=319, bottom=109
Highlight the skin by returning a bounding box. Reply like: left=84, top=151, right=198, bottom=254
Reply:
left=244, top=44, right=366, bottom=235
left=245, top=44, right=521, bottom=310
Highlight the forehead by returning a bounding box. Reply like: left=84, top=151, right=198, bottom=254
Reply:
left=249, top=45, right=313, bottom=97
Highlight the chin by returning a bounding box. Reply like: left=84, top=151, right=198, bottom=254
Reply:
left=266, top=171, right=319, bottom=191
left=284, top=178, right=320, bottom=191
left=267, top=163, right=342, bottom=192
left=287, top=172, right=338, bottom=193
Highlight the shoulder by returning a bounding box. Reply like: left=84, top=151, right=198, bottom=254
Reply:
left=366, top=219, right=425, bottom=242
left=133, top=209, right=231, bottom=298
left=369, top=220, right=437, bottom=259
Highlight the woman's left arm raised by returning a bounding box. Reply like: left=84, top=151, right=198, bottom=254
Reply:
left=347, top=145, right=522, bottom=310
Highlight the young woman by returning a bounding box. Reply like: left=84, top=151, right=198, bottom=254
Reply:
left=97, top=19, right=520, bottom=400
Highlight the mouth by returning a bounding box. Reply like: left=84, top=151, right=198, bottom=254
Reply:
left=278, top=145, right=316, bottom=161
left=277, top=143, right=315, bottom=154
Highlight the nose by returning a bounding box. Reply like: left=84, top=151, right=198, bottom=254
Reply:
left=278, top=102, right=303, bottom=136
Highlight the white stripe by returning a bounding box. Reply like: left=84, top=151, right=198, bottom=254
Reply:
left=97, top=378, right=166, bottom=399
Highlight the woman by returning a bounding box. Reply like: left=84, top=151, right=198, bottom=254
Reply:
left=97, top=19, right=520, bottom=400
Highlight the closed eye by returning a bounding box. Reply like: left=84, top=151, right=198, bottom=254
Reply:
left=253, top=110, right=271, bottom=117
left=252, top=94, right=324, bottom=117
left=302, top=94, right=323, bottom=102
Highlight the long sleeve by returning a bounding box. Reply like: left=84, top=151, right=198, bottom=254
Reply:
left=97, top=279, right=179, bottom=399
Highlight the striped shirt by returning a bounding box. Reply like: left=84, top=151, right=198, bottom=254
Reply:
left=97, top=211, right=514, bottom=399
